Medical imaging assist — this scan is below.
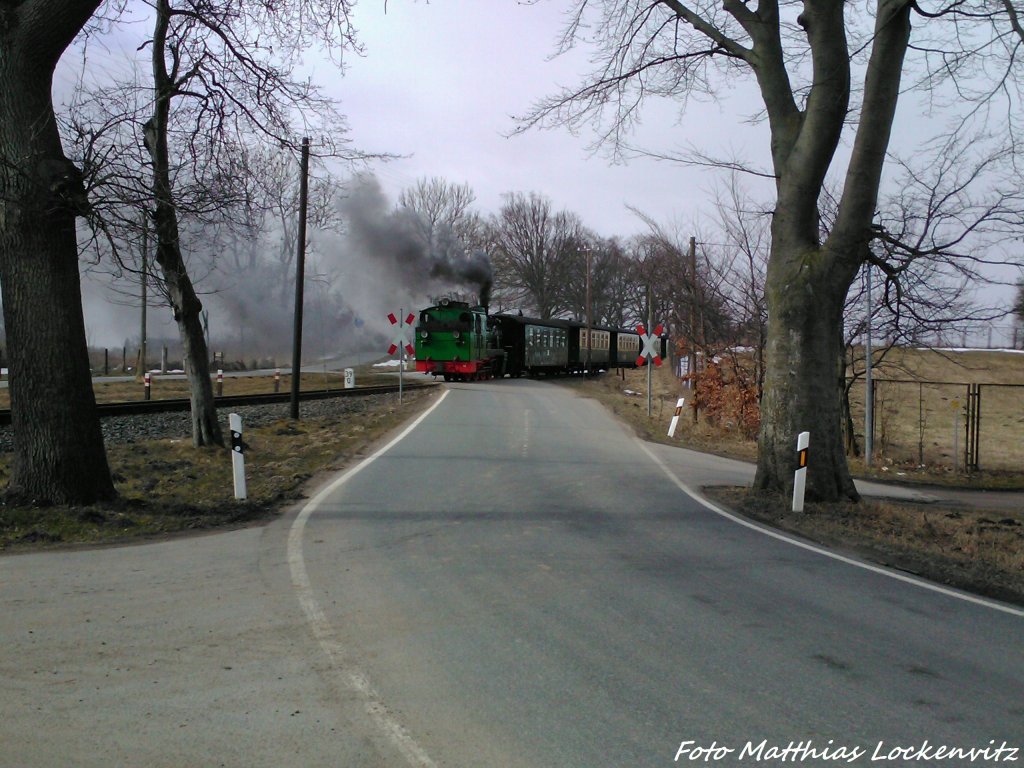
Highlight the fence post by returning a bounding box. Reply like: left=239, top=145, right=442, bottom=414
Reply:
left=953, top=397, right=961, bottom=473
left=792, top=431, right=810, bottom=512
left=966, top=384, right=981, bottom=472
left=918, top=382, right=924, bottom=466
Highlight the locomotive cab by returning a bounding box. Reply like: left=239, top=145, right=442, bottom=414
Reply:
left=414, top=298, right=505, bottom=381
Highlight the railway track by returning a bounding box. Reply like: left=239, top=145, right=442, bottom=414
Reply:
left=0, top=382, right=436, bottom=427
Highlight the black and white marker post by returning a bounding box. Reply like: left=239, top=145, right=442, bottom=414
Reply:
left=792, top=431, right=810, bottom=512
left=229, top=413, right=247, bottom=500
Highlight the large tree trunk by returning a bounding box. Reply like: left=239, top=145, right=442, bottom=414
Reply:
left=144, top=0, right=223, bottom=448
left=747, top=1, right=912, bottom=501
left=0, top=0, right=115, bottom=504
left=753, top=238, right=860, bottom=501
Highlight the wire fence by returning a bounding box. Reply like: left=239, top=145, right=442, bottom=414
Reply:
left=846, top=378, right=1024, bottom=473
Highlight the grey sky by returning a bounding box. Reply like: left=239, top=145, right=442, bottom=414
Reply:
left=324, top=0, right=755, bottom=239
left=62, top=1, right=1021, bottom=349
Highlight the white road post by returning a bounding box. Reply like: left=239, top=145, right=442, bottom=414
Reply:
left=229, top=413, right=247, bottom=500
left=667, top=398, right=686, bottom=438
left=792, top=431, right=810, bottom=512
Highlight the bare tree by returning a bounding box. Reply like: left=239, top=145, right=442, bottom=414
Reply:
left=225, top=145, right=343, bottom=307
left=0, top=0, right=116, bottom=503
left=703, top=175, right=770, bottom=397
left=489, top=192, right=588, bottom=319
left=201, top=145, right=346, bottom=359
left=65, top=0, right=366, bottom=446
left=561, top=236, right=640, bottom=328
left=521, top=1, right=1024, bottom=501
left=628, top=212, right=733, bottom=370
left=142, top=0, right=352, bottom=446
left=870, top=134, right=1024, bottom=339
left=398, top=177, right=478, bottom=252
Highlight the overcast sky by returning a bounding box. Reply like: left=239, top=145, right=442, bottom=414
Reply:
left=72, top=0, right=767, bottom=349
left=62, top=1, right=1020, bottom=350
left=317, top=0, right=762, bottom=239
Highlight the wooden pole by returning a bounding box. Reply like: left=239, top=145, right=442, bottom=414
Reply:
left=290, top=138, right=310, bottom=420
left=140, top=210, right=148, bottom=376
left=689, top=236, right=698, bottom=423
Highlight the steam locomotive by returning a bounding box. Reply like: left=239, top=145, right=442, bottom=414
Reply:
left=413, top=298, right=666, bottom=381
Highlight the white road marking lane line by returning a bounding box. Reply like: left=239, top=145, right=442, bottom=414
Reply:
left=638, top=439, right=1024, bottom=619
left=521, top=409, right=531, bottom=458
left=288, top=390, right=449, bottom=768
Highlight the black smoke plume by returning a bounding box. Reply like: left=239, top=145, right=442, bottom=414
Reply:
left=339, top=175, right=493, bottom=307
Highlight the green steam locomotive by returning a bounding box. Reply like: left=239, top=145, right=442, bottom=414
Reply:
left=414, top=298, right=664, bottom=381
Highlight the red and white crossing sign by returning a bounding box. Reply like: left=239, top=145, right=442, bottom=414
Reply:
left=387, top=311, right=415, bottom=356
left=636, top=323, right=664, bottom=367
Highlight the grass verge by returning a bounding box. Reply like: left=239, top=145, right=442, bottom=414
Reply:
left=703, top=488, right=1024, bottom=606
left=0, top=388, right=435, bottom=552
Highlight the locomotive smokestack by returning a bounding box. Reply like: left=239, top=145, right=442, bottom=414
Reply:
left=479, top=279, right=492, bottom=311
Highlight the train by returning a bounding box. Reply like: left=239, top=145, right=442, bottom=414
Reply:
left=413, top=298, right=667, bottom=381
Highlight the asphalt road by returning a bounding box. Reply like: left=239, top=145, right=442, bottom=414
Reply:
left=1, top=379, right=1021, bottom=767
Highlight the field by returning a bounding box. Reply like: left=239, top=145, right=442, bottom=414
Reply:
left=845, top=347, right=1024, bottom=477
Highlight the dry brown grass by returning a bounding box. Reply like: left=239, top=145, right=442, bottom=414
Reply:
left=705, top=488, right=1024, bottom=605
left=0, top=387, right=436, bottom=551
left=563, top=348, right=1024, bottom=486
left=868, top=346, right=1024, bottom=384
left=559, top=363, right=759, bottom=460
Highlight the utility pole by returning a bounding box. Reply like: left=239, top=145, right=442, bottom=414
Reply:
left=290, top=137, right=310, bottom=421
left=688, top=236, right=698, bottom=423
left=585, top=245, right=592, bottom=375
left=139, top=210, right=148, bottom=376
left=865, top=264, right=874, bottom=467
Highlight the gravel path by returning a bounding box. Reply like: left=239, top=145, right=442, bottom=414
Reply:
left=0, top=394, right=398, bottom=452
